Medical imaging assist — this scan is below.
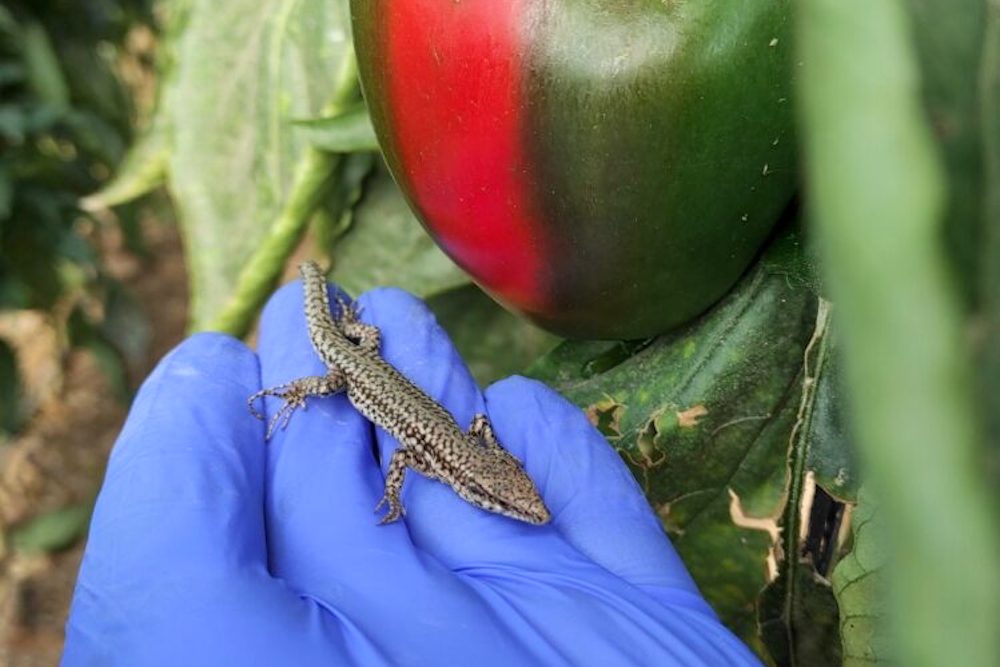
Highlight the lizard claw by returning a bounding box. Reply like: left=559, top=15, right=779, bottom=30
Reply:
left=374, top=496, right=405, bottom=524
left=247, top=390, right=268, bottom=421
left=267, top=396, right=307, bottom=439
left=248, top=383, right=308, bottom=440
left=334, top=292, right=358, bottom=321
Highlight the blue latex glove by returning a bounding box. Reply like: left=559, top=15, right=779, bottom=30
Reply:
left=62, top=279, right=762, bottom=666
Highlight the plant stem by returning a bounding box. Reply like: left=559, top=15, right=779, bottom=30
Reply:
left=207, top=52, right=360, bottom=336
left=797, top=1, right=1000, bottom=666
left=979, top=0, right=1000, bottom=485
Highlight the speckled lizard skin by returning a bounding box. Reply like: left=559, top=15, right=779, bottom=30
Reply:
left=249, top=262, right=551, bottom=525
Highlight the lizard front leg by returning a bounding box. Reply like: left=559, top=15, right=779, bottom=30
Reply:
left=248, top=370, right=345, bottom=439
left=375, top=447, right=432, bottom=524
left=333, top=294, right=381, bottom=352
left=469, top=413, right=501, bottom=449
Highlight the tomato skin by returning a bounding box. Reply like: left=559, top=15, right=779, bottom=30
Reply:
left=352, top=0, right=796, bottom=339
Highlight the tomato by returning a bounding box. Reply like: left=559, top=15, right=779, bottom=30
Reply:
left=352, top=0, right=796, bottom=338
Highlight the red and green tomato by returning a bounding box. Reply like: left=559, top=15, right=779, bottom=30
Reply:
left=352, top=1, right=796, bottom=338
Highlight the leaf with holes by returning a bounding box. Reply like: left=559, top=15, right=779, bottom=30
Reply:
left=758, top=312, right=852, bottom=667
left=528, top=228, right=855, bottom=662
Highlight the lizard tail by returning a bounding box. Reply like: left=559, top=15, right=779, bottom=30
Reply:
left=299, top=261, right=345, bottom=353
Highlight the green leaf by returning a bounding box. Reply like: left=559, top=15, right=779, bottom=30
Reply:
left=21, top=22, right=69, bottom=110
left=64, top=109, right=127, bottom=166
left=0, top=104, right=27, bottom=143
left=0, top=164, right=11, bottom=220
left=0, top=339, right=24, bottom=436
left=82, top=108, right=170, bottom=210
left=528, top=230, right=845, bottom=656
left=10, top=503, right=92, bottom=553
left=313, top=151, right=376, bottom=254
left=428, top=285, right=559, bottom=386
left=329, top=165, right=469, bottom=298
left=82, top=0, right=188, bottom=212
left=0, top=5, right=18, bottom=35
left=759, top=565, right=842, bottom=667
left=831, top=487, right=892, bottom=665
left=295, top=103, right=379, bottom=153
left=167, top=0, right=356, bottom=328
left=758, top=300, right=848, bottom=665
left=1, top=191, right=75, bottom=309
left=0, top=62, right=23, bottom=88
left=58, top=43, right=132, bottom=135
left=805, top=337, right=858, bottom=500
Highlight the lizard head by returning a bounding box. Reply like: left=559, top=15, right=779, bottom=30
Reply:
left=460, top=444, right=551, bottom=525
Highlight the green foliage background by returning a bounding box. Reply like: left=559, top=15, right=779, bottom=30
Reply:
left=0, top=0, right=155, bottom=435
left=4, top=0, right=998, bottom=665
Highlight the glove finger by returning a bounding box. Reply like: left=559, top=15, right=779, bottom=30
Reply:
left=80, top=334, right=269, bottom=587
left=484, top=376, right=704, bottom=597
left=357, top=288, right=553, bottom=558
left=256, top=278, right=415, bottom=594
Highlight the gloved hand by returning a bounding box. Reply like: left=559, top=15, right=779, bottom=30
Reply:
left=62, top=279, right=762, bottom=666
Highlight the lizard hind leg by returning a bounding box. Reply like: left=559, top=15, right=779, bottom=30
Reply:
left=333, top=293, right=382, bottom=352
left=247, top=371, right=345, bottom=440
left=469, top=413, right=501, bottom=448
left=375, top=448, right=427, bottom=524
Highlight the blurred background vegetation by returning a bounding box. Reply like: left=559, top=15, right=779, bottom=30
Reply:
left=0, top=1, right=163, bottom=663
left=0, top=0, right=156, bottom=432
left=0, top=1, right=997, bottom=666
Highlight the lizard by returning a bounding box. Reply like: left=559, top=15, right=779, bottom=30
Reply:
left=248, top=261, right=551, bottom=526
